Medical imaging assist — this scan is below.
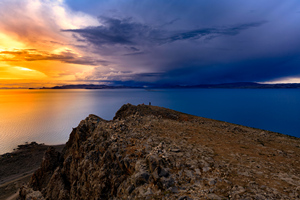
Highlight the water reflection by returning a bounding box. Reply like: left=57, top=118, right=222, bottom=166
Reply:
left=1, top=89, right=300, bottom=154
left=0, top=89, right=154, bottom=154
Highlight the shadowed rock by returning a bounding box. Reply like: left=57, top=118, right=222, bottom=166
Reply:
left=18, top=104, right=300, bottom=199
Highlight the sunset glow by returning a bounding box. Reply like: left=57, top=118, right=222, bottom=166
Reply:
left=0, top=0, right=100, bottom=88
left=0, top=0, right=299, bottom=88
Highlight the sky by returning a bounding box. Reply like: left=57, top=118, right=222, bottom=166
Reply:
left=0, top=0, right=300, bottom=88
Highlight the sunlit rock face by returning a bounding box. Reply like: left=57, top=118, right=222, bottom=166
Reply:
left=19, top=104, right=300, bottom=199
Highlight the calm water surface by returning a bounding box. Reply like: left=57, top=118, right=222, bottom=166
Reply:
left=0, top=89, right=299, bottom=154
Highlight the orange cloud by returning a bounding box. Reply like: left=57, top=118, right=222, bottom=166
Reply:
left=0, top=66, right=47, bottom=80
left=0, top=49, right=104, bottom=65
left=0, top=0, right=100, bottom=88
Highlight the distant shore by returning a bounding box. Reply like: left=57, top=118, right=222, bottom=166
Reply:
left=2, top=82, right=300, bottom=90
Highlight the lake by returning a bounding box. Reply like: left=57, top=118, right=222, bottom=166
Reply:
left=0, top=88, right=299, bottom=154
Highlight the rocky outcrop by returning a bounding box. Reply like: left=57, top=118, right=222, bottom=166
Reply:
left=19, top=104, right=300, bottom=199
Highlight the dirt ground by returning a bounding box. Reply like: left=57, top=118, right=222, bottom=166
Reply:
left=0, top=142, right=64, bottom=200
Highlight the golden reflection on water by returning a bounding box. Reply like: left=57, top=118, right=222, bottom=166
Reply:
left=0, top=89, right=91, bottom=154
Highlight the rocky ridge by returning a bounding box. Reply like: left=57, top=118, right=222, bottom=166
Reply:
left=19, top=104, right=300, bottom=199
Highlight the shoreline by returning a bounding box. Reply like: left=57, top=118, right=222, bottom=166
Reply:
left=0, top=142, right=65, bottom=200
left=0, top=142, right=66, bottom=157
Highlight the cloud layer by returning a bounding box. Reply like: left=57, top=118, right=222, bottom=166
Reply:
left=1, top=0, right=300, bottom=87
left=0, top=0, right=100, bottom=87
left=63, top=0, right=300, bottom=85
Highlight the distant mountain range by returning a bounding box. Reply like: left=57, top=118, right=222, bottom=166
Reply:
left=178, top=82, right=300, bottom=89
left=37, top=82, right=300, bottom=89
left=39, top=84, right=138, bottom=89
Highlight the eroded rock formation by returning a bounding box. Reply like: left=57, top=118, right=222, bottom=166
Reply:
left=19, top=104, right=300, bottom=199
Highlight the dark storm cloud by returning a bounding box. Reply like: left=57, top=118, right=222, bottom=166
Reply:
left=161, top=56, right=300, bottom=85
left=0, top=49, right=109, bottom=66
left=62, top=17, right=151, bottom=46
left=64, top=0, right=300, bottom=85
left=75, top=71, right=165, bottom=87
left=62, top=17, right=266, bottom=46
left=164, top=21, right=266, bottom=43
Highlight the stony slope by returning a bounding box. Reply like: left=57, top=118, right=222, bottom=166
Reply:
left=18, top=104, right=300, bottom=199
left=0, top=143, right=64, bottom=200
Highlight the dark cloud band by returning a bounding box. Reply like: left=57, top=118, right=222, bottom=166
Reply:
left=0, top=49, right=109, bottom=66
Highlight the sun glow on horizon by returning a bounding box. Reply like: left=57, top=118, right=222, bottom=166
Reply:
left=0, top=66, right=47, bottom=80
left=0, top=0, right=100, bottom=88
left=14, top=67, right=34, bottom=71
left=263, top=77, right=300, bottom=84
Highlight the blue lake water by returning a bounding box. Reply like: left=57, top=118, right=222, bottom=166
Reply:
left=0, top=88, right=299, bottom=154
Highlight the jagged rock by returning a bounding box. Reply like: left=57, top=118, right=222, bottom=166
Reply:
left=29, top=147, right=61, bottom=191
left=19, top=185, right=45, bottom=200
left=178, top=196, right=193, bottom=200
left=18, top=104, right=300, bottom=199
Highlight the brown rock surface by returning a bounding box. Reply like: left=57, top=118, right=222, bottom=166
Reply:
left=0, top=143, right=64, bottom=200
left=18, top=104, right=300, bottom=199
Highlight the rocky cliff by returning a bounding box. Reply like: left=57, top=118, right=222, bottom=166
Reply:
left=19, top=104, right=300, bottom=199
